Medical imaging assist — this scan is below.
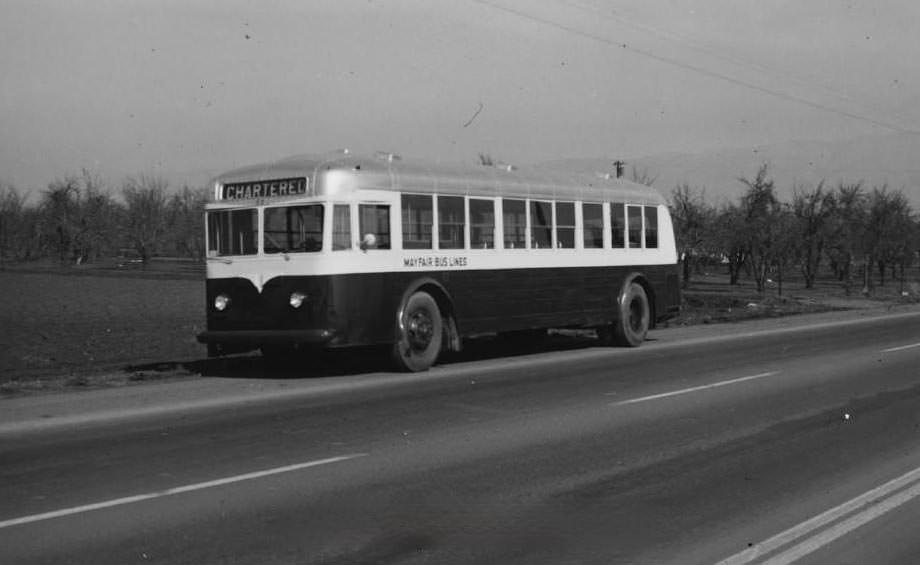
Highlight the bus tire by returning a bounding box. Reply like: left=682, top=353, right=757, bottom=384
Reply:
left=392, top=291, right=443, bottom=372
left=612, top=282, right=649, bottom=347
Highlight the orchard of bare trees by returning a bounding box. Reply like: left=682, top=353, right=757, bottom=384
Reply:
left=670, top=164, right=919, bottom=297
left=1, top=164, right=917, bottom=299
left=0, top=172, right=207, bottom=267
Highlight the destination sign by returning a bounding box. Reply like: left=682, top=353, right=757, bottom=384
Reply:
left=221, top=177, right=308, bottom=200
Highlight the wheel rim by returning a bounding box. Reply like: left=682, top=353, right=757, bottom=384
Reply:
left=406, top=309, right=434, bottom=351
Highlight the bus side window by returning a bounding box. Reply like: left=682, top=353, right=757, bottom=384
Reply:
left=610, top=203, right=626, bottom=249
left=644, top=206, right=658, bottom=249
left=359, top=204, right=391, bottom=250
left=333, top=204, right=351, bottom=250
left=470, top=198, right=495, bottom=249
left=582, top=203, right=603, bottom=248
left=438, top=195, right=465, bottom=249
left=627, top=205, right=643, bottom=248
left=530, top=200, right=552, bottom=249
left=556, top=201, right=575, bottom=248
left=401, top=194, right=432, bottom=249
left=502, top=199, right=526, bottom=249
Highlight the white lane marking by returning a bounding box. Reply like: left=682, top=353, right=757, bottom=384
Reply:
left=0, top=453, right=366, bottom=530
left=610, top=372, right=779, bottom=406
left=882, top=342, right=920, bottom=353
left=716, top=464, right=920, bottom=565
left=763, top=480, right=920, bottom=564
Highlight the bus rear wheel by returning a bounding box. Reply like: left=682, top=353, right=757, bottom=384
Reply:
left=392, top=291, right=443, bottom=372
left=612, top=282, right=649, bottom=347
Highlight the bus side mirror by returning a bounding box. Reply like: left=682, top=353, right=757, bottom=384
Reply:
left=360, top=233, right=377, bottom=252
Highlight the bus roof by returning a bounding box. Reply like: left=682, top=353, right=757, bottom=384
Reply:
left=212, top=152, right=667, bottom=206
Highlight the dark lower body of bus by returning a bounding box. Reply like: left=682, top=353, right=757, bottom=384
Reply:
left=196, top=265, right=680, bottom=371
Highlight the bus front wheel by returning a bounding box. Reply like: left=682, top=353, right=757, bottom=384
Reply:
left=392, top=291, right=443, bottom=372
left=612, top=282, right=650, bottom=347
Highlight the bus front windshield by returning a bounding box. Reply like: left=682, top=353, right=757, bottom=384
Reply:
left=207, top=209, right=258, bottom=257
left=264, top=204, right=324, bottom=253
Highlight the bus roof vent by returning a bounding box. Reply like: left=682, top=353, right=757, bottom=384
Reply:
left=375, top=151, right=402, bottom=162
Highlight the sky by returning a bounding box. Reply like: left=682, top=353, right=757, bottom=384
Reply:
left=2, top=0, right=919, bottom=199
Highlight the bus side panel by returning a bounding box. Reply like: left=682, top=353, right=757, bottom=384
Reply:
left=331, top=273, right=401, bottom=347
left=445, top=266, right=614, bottom=334
left=439, top=263, right=679, bottom=336
left=202, top=264, right=680, bottom=351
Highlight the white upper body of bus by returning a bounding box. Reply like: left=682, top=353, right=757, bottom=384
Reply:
left=204, top=151, right=677, bottom=288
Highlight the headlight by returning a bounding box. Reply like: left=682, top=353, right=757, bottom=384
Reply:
left=214, top=294, right=230, bottom=311
left=289, top=291, right=307, bottom=309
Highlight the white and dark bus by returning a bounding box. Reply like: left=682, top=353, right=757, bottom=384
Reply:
left=197, top=151, right=680, bottom=371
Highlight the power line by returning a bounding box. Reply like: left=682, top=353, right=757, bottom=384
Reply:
left=558, top=0, right=865, bottom=112
left=470, top=0, right=920, bottom=135
left=561, top=0, right=920, bottom=134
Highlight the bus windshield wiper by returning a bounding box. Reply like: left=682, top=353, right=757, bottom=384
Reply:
left=264, top=233, right=291, bottom=260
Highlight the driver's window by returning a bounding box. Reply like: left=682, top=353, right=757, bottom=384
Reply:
left=358, top=203, right=391, bottom=250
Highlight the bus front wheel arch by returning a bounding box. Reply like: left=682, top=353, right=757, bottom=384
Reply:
left=391, top=290, right=443, bottom=372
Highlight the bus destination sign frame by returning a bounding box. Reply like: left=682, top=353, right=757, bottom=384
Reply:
left=222, top=177, right=309, bottom=200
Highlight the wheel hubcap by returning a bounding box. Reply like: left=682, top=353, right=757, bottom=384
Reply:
left=407, top=310, right=434, bottom=350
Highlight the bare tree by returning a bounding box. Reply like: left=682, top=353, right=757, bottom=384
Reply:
left=40, top=177, right=81, bottom=263
left=738, top=165, right=783, bottom=293
left=790, top=182, right=835, bottom=289
left=629, top=165, right=658, bottom=186
left=35, top=171, right=121, bottom=264
left=166, top=185, right=208, bottom=259
left=712, top=202, right=748, bottom=285
left=771, top=206, right=799, bottom=296
left=862, top=186, right=912, bottom=294
left=73, top=170, right=120, bottom=263
left=0, top=182, right=27, bottom=266
left=669, top=183, right=714, bottom=289
left=121, top=175, right=170, bottom=264
left=825, top=182, right=866, bottom=294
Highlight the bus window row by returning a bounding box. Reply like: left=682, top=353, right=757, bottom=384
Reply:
left=206, top=197, right=659, bottom=256
left=395, top=195, right=658, bottom=252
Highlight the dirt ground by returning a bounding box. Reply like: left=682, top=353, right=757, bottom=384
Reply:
left=674, top=269, right=920, bottom=325
left=1, top=261, right=918, bottom=394
left=0, top=264, right=204, bottom=392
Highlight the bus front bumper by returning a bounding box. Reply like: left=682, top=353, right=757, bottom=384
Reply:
left=197, top=329, right=336, bottom=346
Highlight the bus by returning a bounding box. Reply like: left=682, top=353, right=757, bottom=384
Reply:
left=197, top=151, right=680, bottom=371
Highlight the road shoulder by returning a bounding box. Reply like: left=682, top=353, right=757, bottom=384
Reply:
left=3, top=302, right=919, bottom=437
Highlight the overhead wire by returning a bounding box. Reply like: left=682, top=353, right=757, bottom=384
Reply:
left=557, top=0, right=865, bottom=112
left=469, top=0, right=920, bottom=135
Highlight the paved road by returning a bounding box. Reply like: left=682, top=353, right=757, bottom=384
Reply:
left=2, top=311, right=919, bottom=564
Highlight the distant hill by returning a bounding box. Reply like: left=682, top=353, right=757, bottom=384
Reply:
left=541, top=132, right=920, bottom=206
